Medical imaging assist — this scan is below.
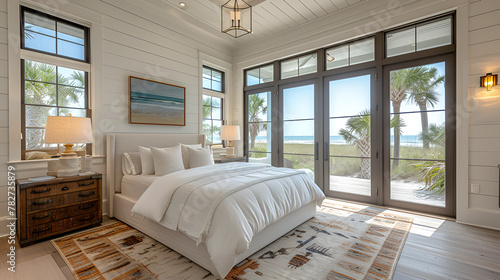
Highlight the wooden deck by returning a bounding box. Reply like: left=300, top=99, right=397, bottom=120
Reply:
left=0, top=199, right=499, bottom=280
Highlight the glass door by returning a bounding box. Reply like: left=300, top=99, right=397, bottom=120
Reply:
left=279, top=81, right=318, bottom=180
left=324, top=69, right=378, bottom=204
left=246, top=89, right=273, bottom=165
left=383, top=56, right=455, bottom=216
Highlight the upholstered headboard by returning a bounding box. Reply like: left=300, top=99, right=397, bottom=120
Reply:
left=106, top=133, right=206, bottom=217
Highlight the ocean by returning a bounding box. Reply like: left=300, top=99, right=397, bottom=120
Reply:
left=256, top=135, right=423, bottom=146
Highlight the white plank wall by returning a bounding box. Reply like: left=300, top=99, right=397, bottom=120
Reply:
left=467, top=0, right=500, bottom=215
left=0, top=0, right=10, bottom=235
left=0, top=0, right=232, bottom=236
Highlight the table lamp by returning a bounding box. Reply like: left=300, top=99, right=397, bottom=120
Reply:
left=220, top=125, right=240, bottom=158
left=44, top=116, right=93, bottom=177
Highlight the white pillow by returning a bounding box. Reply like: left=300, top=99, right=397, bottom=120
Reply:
left=187, top=146, right=213, bottom=168
left=151, top=145, right=185, bottom=176
left=139, top=146, right=155, bottom=175
left=180, top=144, right=202, bottom=169
left=122, top=152, right=142, bottom=175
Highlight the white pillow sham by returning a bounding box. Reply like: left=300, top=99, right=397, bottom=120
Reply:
left=122, top=152, right=142, bottom=175
left=180, top=144, right=202, bottom=169
left=151, top=145, right=185, bottom=176
left=187, top=146, right=213, bottom=168
left=139, top=146, right=155, bottom=175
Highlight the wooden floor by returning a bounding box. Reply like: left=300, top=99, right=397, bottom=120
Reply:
left=1, top=200, right=499, bottom=280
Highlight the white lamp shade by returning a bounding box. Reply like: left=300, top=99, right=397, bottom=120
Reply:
left=220, top=125, right=241, bottom=141
left=44, top=116, right=93, bottom=144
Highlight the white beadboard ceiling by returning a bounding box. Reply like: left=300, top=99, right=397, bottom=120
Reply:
left=153, top=0, right=366, bottom=48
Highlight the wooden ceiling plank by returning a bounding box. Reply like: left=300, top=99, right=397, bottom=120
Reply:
left=283, top=0, right=318, bottom=21
left=271, top=0, right=308, bottom=25
left=330, top=0, right=349, bottom=10
left=314, top=0, right=339, bottom=14
left=259, top=1, right=299, bottom=27
left=300, top=0, right=328, bottom=18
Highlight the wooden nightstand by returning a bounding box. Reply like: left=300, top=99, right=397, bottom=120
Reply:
left=16, top=173, right=102, bottom=247
left=214, top=156, right=248, bottom=164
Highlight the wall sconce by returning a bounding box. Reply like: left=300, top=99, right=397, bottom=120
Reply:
left=480, top=73, right=498, bottom=91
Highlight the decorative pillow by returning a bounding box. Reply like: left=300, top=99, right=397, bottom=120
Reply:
left=187, top=146, right=213, bottom=168
left=139, top=146, right=155, bottom=175
left=151, top=145, right=185, bottom=176
left=25, top=151, right=50, bottom=160
left=180, top=144, right=202, bottom=169
left=122, top=152, right=142, bottom=175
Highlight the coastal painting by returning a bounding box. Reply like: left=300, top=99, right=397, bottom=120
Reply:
left=129, top=76, right=185, bottom=126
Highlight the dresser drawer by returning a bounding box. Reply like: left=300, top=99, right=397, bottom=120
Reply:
left=27, top=179, right=98, bottom=199
left=27, top=211, right=100, bottom=239
left=26, top=200, right=99, bottom=227
left=27, top=188, right=98, bottom=212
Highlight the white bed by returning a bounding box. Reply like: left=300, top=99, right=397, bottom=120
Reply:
left=106, top=133, right=323, bottom=278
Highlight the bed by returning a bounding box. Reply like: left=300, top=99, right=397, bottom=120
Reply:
left=106, top=133, right=324, bottom=278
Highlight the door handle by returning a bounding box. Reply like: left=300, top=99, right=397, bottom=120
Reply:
left=315, top=142, right=319, bottom=160
left=324, top=142, right=328, bottom=162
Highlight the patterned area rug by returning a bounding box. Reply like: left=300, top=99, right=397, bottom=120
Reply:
left=52, top=199, right=413, bottom=280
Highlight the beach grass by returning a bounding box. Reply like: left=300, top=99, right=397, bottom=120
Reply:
left=249, top=143, right=445, bottom=182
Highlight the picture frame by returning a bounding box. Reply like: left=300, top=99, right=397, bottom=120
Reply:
left=129, top=76, right=186, bottom=126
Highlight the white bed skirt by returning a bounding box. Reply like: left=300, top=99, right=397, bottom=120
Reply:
left=114, top=193, right=317, bottom=277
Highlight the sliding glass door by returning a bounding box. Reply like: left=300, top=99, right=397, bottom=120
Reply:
left=246, top=89, right=273, bottom=165
left=323, top=70, right=379, bottom=203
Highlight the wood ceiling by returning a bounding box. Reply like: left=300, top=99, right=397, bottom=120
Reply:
left=158, top=0, right=366, bottom=47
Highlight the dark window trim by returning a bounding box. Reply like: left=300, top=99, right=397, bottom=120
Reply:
left=20, top=6, right=91, bottom=63
left=202, top=65, right=225, bottom=93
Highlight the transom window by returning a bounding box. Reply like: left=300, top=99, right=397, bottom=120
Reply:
left=326, top=37, right=375, bottom=70
left=22, top=6, right=89, bottom=62
left=246, top=64, right=273, bottom=86
left=202, top=66, right=224, bottom=92
left=281, top=53, right=317, bottom=79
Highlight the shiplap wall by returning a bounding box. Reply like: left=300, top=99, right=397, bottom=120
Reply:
left=467, top=0, right=500, bottom=219
left=0, top=0, right=9, bottom=234
left=0, top=0, right=233, bottom=236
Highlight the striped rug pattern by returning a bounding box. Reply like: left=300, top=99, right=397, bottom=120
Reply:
left=52, top=199, right=413, bottom=279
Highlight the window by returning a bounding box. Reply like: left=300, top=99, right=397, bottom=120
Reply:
left=246, top=64, right=273, bottom=86
left=203, top=66, right=224, bottom=92
left=202, top=95, right=223, bottom=145
left=386, top=16, right=452, bottom=57
left=22, top=7, right=89, bottom=62
left=20, top=7, right=90, bottom=159
left=281, top=53, right=317, bottom=79
left=326, top=37, right=375, bottom=70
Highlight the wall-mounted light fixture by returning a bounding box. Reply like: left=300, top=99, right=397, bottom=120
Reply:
left=221, top=0, right=252, bottom=38
left=480, top=73, right=498, bottom=91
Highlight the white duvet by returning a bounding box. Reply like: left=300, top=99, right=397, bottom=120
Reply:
left=131, top=162, right=325, bottom=277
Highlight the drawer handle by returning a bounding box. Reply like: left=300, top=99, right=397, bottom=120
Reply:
left=78, top=181, right=95, bottom=187
left=32, top=199, right=52, bottom=206
left=79, top=215, right=94, bottom=222
left=61, top=186, right=69, bottom=191
left=32, top=212, right=52, bottom=220
left=32, top=226, right=51, bottom=234
left=78, top=191, right=95, bottom=198
left=79, top=204, right=94, bottom=210
left=31, top=188, right=51, bottom=194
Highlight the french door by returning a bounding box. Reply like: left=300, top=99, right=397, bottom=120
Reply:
left=323, top=69, right=379, bottom=204
left=383, top=55, right=455, bottom=216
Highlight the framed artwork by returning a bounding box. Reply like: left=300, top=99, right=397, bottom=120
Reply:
left=129, top=76, right=186, bottom=126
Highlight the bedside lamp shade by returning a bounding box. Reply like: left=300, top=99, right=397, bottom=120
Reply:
left=221, top=125, right=240, bottom=158
left=220, top=125, right=241, bottom=141
left=45, top=116, right=93, bottom=144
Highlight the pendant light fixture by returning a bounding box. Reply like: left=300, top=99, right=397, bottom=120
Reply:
left=221, top=0, right=252, bottom=38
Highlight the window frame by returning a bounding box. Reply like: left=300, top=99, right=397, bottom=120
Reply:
left=20, top=6, right=90, bottom=63
left=202, top=65, right=225, bottom=93
left=19, top=6, right=92, bottom=159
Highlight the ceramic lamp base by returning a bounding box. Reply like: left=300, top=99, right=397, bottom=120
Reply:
left=226, top=146, right=236, bottom=158
left=57, top=156, right=79, bottom=177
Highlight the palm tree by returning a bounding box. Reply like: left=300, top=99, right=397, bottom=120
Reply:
left=339, top=110, right=405, bottom=179
left=202, top=97, right=221, bottom=145
left=248, top=94, right=268, bottom=150
left=420, top=123, right=445, bottom=147
left=407, top=67, right=444, bottom=149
